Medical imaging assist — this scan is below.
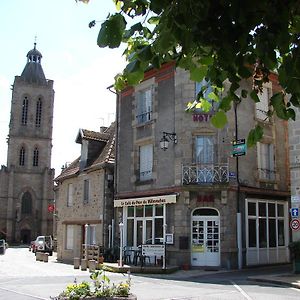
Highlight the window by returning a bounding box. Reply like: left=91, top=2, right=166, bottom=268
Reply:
left=126, top=205, right=164, bottom=247
left=35, top=98, right=42, bottom=127
left=21, top=96, right=29, bottom=125
left=247, top=200, right=287, bottom=249
left=19, top=147, right=25, bottom=166
left=257, top=143, right=275, bottom=180
left=21, top=191, right=32, bottom=214
left=195, top=80, right=218, bottom=112
left=66, top=225, right=74, bottom=250
left=67, top=183, right=73, bottom=207
left=139, top=144, right=153, bottom=181
left=33, top=147, right=39, bottom=166
left=136, top=88, right=152, bottom=124
left=83, top=179, right=90, bottom=203
left=256, top=86, right=271, bottom=121
left=86, top=225, right=96, bottom=245
left=195, top=136, right=214, bottom=164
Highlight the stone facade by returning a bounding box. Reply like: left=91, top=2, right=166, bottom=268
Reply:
left=289, top=107, right=300, bottom=240
left=55, top=124, right=115, bottom=263
left=0, top=44, right=54, bottom=244
left=115, top=63, right=290, bottom=269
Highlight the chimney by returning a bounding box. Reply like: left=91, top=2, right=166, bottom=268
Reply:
left=100, top=126, right=108, bottom=133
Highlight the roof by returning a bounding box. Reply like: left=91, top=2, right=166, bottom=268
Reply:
left=75, top=129, right=110, bottom=144
left=54, top=122, right=115, bottom=182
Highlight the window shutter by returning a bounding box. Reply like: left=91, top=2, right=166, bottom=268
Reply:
left=140, top=144, right=153, bottom=180
left=66, top=225, right=74, bottom=250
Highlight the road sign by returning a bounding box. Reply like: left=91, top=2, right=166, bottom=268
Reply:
left=290, top=219, right=300, bottom=231
left=232, top=139, right=247, bottom=157
left=291, top=207, right=299, bottom=218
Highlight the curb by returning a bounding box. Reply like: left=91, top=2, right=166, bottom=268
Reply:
left=248, top=276, right=300, bottom=289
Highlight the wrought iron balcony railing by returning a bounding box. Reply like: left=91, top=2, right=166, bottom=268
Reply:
left=182, top=163, right=229, bottom=184
left=258, top=168, right=276, bottom=181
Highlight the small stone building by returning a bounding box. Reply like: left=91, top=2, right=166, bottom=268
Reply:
left=54, top=123, right=115, bottom=263
left=0, top=44, right=55, bottom=244
left=114, top=63, right=290, bottom=269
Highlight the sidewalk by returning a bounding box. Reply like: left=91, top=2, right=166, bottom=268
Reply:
left=248, top=272, right=300, bottom=289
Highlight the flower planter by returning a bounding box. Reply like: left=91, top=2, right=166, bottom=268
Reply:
left=53, top=295, right=137, bottom=300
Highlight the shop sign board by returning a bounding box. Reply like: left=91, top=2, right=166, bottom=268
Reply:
left=232, top=139, right=247, bottom=157
left=114, top=194, right=177, bottom=207
left=142, top=244, right=165, bottom=257
left=290, top=219, right=300, bottom=231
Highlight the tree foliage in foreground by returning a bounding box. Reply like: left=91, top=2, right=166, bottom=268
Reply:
left=79, top=0, right=300, bottom=146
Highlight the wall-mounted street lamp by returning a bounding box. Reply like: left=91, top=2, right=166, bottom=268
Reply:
left=160, top=132, right=177, bottom=151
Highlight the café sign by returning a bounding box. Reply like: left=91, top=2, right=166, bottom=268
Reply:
left=114, top=194, right=177, bottom=207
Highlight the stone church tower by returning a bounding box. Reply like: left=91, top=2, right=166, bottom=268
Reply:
left=0, top=43, right=55, bottom=244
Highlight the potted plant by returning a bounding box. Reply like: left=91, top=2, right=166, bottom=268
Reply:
left=288, top=240, right=300, bottom=274
left=51, top=267, right=137, bottom=300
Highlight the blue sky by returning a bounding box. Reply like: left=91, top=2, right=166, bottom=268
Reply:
left=0, top=0, right=125, bottom=176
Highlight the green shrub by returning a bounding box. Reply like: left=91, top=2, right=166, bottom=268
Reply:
left=53, top=267, right=131, bottom=299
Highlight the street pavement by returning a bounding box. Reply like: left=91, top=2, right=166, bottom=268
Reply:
left=0, top=246, right=300, bottom=299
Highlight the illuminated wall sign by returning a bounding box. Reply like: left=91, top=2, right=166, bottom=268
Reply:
left=114, top=194, right=177, bottom=207
left=193, top=114, right=212, bottom=122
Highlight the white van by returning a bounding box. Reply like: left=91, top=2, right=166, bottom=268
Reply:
left=34, top=236, right=53, bottom=256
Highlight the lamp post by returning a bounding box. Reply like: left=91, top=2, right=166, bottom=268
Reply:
left=163, top=223, right=167, bottom=270
left=119, top=222, right=124, bottom=267
left=108, top=224, right=112, bottom=249
left=234, top=99, right=242, bottom=270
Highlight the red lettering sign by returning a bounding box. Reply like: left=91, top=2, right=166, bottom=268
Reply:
left=197, top=195, right=214, bottom=202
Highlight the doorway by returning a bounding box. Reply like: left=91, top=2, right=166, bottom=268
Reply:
left=20, top=229, right=31, bottom=244
left=191, top=208, right=220, bottom=266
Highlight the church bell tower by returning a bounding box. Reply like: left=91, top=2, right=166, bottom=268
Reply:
left=0, top=43, right=55, bottom=244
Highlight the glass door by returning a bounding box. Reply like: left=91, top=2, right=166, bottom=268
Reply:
left=191, top=216, right=220, bottom=266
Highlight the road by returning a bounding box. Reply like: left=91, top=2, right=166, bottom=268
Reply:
left=0, top=247, right=299, bottom=299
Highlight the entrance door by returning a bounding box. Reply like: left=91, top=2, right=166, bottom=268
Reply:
left=191, top=208, right=220, bottom=266
left=135, top=218, right=153, bottom=246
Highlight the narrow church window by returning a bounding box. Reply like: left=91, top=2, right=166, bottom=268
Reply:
left=19, top=147, right=25, bottom=166
left=33, top=148, right=39, bottom=166
left=21, top=191, right=32, bottom=214
left=35, top=98, right=42, bottom=127
left=21, top=97, right=29, bottom=125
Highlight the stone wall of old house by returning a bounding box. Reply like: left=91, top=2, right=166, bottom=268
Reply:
left=56, top=168, right=106, bottom=262
left=289, top=107, right=300, bottom=241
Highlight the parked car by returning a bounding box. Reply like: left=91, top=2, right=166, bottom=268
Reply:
left=0, top=239, right=7, bottom=255
left=32, top=236, right=53, bottom=256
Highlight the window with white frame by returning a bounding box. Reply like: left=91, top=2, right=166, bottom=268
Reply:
left=257, top=142, right=275, bottom=180
left=136, top=88, right=152, bottom=124
left=66, top=225, right=74, bottom=250
left=256, top=86, right=271, bottom=121
left=195, top=136, right=214, bottom=164
left=86, top=225, right=96, bottom=245
left=83, top=179, right=90, bottom=203
left=126, top=205, right=164, bottom=247
left=139, top=144, right=153, bottom=181
left=67, top=183, right=73, bottom=207
left=247, top=200, right=286, bottom=249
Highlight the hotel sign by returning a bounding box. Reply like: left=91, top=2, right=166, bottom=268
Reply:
left=114, top=194, right=177, bottom=207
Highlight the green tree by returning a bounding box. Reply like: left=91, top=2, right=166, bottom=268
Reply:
left=79, top=0, right=300, bottom=145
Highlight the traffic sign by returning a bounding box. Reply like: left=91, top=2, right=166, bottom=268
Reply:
left=290, top=219, right=300, bottom=231
left=291, top=207, right=299, bottom=218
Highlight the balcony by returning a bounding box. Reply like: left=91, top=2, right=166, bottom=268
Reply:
left=182, top=163, right=229, bottom=185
